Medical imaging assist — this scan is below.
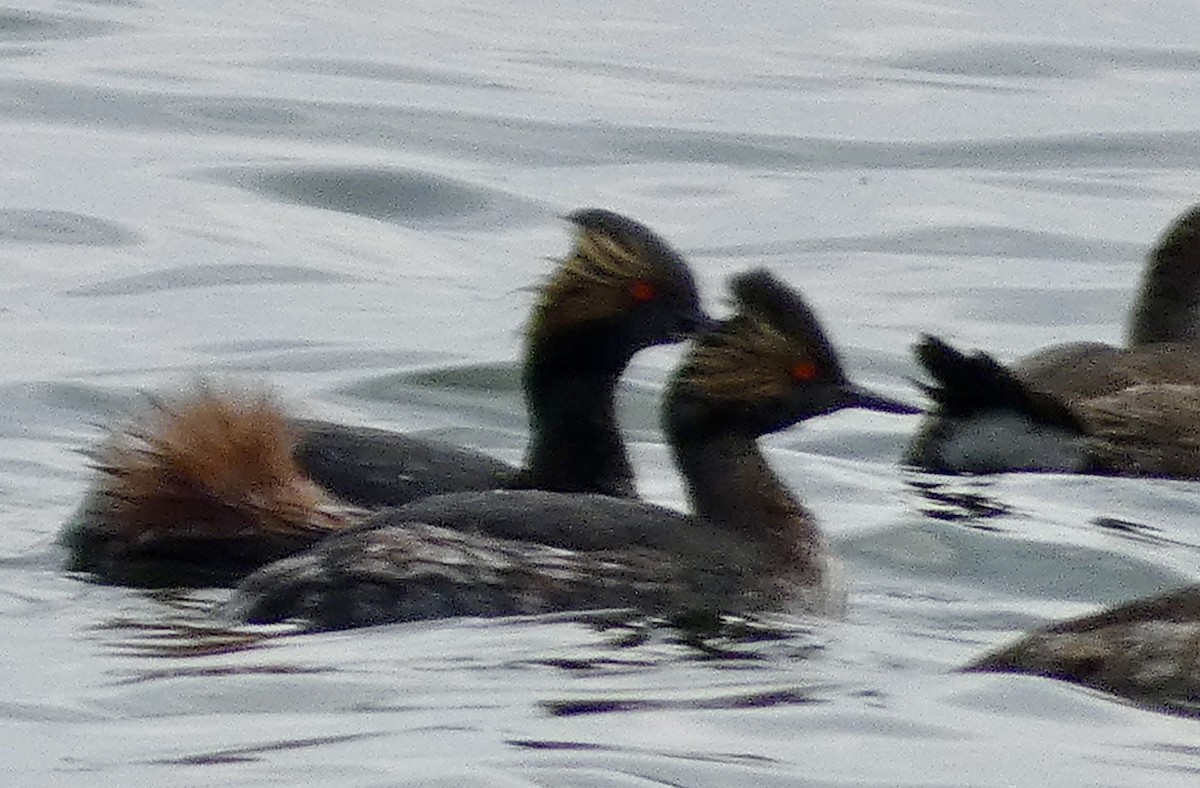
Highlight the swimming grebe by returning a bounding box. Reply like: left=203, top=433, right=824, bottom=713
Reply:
left=294, top=208, right=711, bottom=506
left=968, top=584, right=1200, bottom=716
left=65, top=387, right=358, bottom=587
left=63, top=209, right=711, bottom=586
left=906, top=203, right=1200, bottom=476
left=226, top=269, right=919, bottom=630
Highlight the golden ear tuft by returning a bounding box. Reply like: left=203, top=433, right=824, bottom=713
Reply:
left=531, top=227, right=659, bottom=337
left=574, top=226, right=646, bottom=277
left=681, top=313, right=803, bottom=401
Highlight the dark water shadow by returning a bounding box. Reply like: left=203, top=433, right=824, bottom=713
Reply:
left=696, top=225, right=1142, bottom=264
left=336, top=363, right=666, bottom=438
left=0, top=7, right=118, bottom=44
left=884, top=42, right=1200, bottom=80
left=849, top=478, right=1192, bottom=605
left=151, top=732, right=387, bottom=766
left=556, top=609, right=823, bottom=659
left=972, top=172, right=1186, bottom=201
left=1091, top=516, right=1200, bottom=554
left=394, top=363, right=523, bottom=394
left=873, top=74, right=1034, bottom=95
left=94, top=589, right=299, bottom=660
left=508, top=737, right=780, bottom=765
left=261, top=56, right=516, bottom=90
left=501, top=610, right=836, bottom=717
left=905, top=476, right=1015, bottom=530
left=0, top=209, right=139, bottom=246
left=99, top=594, right=824, bottom=666
left=906, top=475, right=1200, bottom=553
left=62, top=263, right=350, bottom=297
left=333, top=364, right=528, bottom=436
left=10, top=76, right=1200, bottom=172
left=539, top=685, right=829, bottom=717
left=210, top=165, right=543, bottom=229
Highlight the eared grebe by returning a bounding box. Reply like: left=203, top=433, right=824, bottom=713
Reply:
left=294, top=208, right=711, bottom=506
left=906, top=203, right=1200, bottom=476
left=226, top=269, right=919, bottom=631
left=968, top=584, right=1200, bottom=716
left=62, top=209, right=711, bottom=587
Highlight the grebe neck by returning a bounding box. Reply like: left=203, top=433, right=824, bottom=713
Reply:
left=518, top=321, right=635, bottom=497
left=670, top=428, right=823, bottom=584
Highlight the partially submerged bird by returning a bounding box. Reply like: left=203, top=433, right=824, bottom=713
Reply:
left=226, top=269, right=919, bottom=631
left=63, top=209, right=711, bottom=586
left=968, top=584, right=1200, bottom=717
left=906, top=203, right=1200, bottom=476
left=64, top=387, right=359, bottom=587
left=294, top=208, right=712, bottom=507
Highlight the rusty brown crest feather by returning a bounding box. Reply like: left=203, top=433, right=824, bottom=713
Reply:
left=91, top=386, right=351, bottom=545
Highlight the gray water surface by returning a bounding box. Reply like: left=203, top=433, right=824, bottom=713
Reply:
left=3, top=0, right=1200, bottom=785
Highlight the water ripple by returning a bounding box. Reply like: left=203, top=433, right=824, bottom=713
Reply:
left=5, top=78, right=1200, bottom=171
left=63, top=263, right=350, bottom=297
left=262, top=57, right=516, bottom=90
left=0, top=209, right=138, bottom=246
left=696, top=226, right=1143, bottom=263
left=886, top=43, right=1200, bottom=80
left=214, top=165, right=543, bottom=228
left=0, top=7, right=117, bottom=44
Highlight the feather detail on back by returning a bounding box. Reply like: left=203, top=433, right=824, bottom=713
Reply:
left=1080, top=383, right=1200, bottom=478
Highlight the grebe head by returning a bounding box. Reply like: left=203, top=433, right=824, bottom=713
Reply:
left=667, top=269, right=919, bottom=439
left=528, top=208, right=712, bottom=351
left=1127, top=202, right=1200, bottom=346
left=904, top=335, right=1090, bottom=473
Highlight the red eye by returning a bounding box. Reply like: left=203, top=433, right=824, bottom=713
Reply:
left=630, top=280, right=657, bottom=302
left=791, top=361, right=819, bottom=382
